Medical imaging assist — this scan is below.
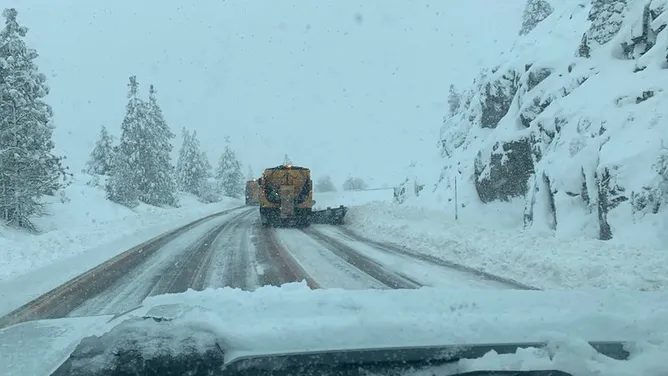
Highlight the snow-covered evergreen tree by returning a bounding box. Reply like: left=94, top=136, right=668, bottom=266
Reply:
left=447, top=84, right=461, bottom=116
left=0, top=8, right=68, bottom=230
left=216, top=145, right=244, bottom=198
left=106, top=76, right=144, bottom=207
left=86, top=125, right=115, bottom=175
left=315, top=175, right=336, bottom=192
left=577, top=32, right=591, bottom=58
left=199, top=178, right=221, bottom=204
left=175, top=128, right=208, bottom=198
left=137, top=84, right=178, bottom=206
left=247, top=165, right=255, bottom=180
left=283, top=154, right=292, bottom=165
left=343, top=177, right=367, bottom=191
left=175, top=128, right=191, bottom=190
left=199, top=154, right=219, bottom=202
left=519, top=0, right=554, bottom=36
left=202, top=151, right=213, bottom=178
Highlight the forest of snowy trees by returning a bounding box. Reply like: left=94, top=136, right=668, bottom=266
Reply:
left=90, top=76, right=245, bottom=208
left=0, top=9, right=70, bottom=231
left=0, top=8, right=244, bottom=230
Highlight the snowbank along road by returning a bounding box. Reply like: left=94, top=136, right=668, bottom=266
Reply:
left=0, top=207, right=536, bottom=327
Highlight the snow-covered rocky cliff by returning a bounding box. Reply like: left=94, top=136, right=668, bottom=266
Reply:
left=399, top=0, right=668, bottom=247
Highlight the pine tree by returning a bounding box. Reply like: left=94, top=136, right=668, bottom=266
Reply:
left=175, top=128, right=208, bottom=197
left=315, top=175, right=336, bottom=192
left=198, top=153, right=219, bottom=203
left=137, top=84, right=177, bottom=206
left=0, top=8, right=68, bottom=230
left=199, top=178, right=221, bottom=204
left=447, top=84, right=461, bottom=116
left=519, top=0, right=554, bottom=36
left=283, top=154, right=292, bottom=165
left=106, top=76, right=144, bottom=207
left=247, top=165, right=255, bottom=180
left=194, top=150, right=212, bottom=199
left=175, top=128, right=191, bottom=190
left=577, top=33, right=591, bottom=58
left=216, top=145, right=244, bottom=198
left=343, top=177, right=367, bottom=191
left=86, top=125, right=115, bottom=175
left=202, top=151, right=213, bottom=178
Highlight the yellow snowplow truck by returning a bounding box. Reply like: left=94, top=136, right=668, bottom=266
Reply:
left=258, top=164, right=347, bottom=227
left=245, top=180, right=260, bottom=206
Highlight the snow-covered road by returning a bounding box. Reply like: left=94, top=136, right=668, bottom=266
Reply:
left=8, top=208, right=531, bottom=322
left=273, top=228, right=391, bottom=290
left=276, top=225, right=523, bottom=290
left=312, top=226, right=535, bottom=289
left=67, top=210, right=257, bottom=317
left=67, top=208, right=313, bottom=317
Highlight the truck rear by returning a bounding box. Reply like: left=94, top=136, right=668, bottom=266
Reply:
left=257, top=164, right=313, bottom=227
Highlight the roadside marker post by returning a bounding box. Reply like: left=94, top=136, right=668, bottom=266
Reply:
left=454, top=176, right=458, bottom=221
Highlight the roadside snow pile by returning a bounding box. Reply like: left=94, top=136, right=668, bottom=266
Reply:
left=399, top=0, right=668, bottom=248
left=347, top=202, right=668, bottom=290
left=0, top=173, right=242, bottom=283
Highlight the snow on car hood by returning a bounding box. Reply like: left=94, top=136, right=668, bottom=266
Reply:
left=123, top=282, right=668, bottom=360
left=2, top=283, right=668, bottom=375
left=0, top=314, right=116, bottom=376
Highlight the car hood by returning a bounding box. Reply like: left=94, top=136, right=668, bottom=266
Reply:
left=2, top=283, right=668, bottom=376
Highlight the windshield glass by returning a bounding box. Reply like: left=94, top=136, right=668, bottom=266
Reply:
left=1, top=1, right=667, bottom=376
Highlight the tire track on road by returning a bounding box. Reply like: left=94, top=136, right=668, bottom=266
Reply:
left=317, top=226, right=538, bottom=290
left=200, top=209, right=257, bottom=290
left=67, top=209, right=255, bottom=317
left=152, top=220, right=235, bottom=294
left=219, top=219, right=252, bottom=289
left=300, top=228, right=422, bottom=289
left=142, top=208, right=259, bottom=295
left=251, top=226, right=320, bottom=289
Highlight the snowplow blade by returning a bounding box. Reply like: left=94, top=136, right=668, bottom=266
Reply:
left=311, top=205, right=348, bottom=225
